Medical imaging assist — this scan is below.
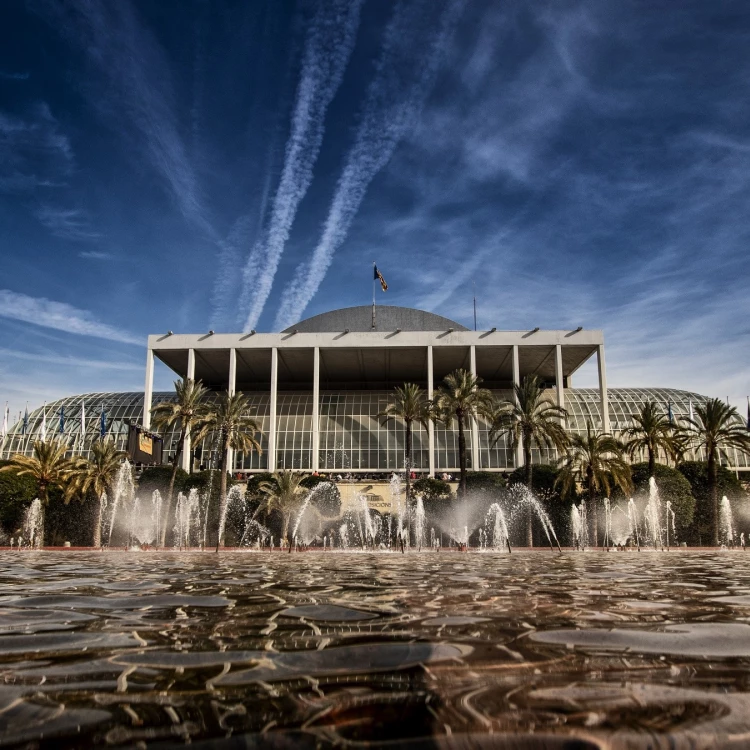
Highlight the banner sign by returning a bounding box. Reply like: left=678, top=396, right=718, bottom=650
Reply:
left=127, top=424, right=163, bottom=465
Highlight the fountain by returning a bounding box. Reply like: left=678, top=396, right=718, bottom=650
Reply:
left=414, top=496, right=425, bottom=550
left=602, top=498, right=612, bottom=548
left=627, top=498, right=641, bottom=549
left=720, top=495, right=735, bottom=547
left=570, top=502, right=588, bottom=550
left=485, top=503, right=511, bottom=552
left=644, top=477, right=663, bottom=549
left=22, top=498, right=43, bottom=549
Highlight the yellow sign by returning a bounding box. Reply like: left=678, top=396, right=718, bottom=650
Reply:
left=138, top=433, right=153, bottom=456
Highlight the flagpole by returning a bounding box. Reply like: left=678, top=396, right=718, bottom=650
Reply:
left=372, top=261, right=376, bottom=330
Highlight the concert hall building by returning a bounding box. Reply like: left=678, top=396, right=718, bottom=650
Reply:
left=3, top=306, right=749, bottom=475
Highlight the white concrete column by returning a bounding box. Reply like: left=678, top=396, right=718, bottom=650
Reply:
left=268, top=348, right=278, bottom=472
left=227, top=348, right=237, bottom=474
left=182, top=349, right=196, bottom=471
left=469, top=345, right=480, bottom=470
left=312, top=347, right=320, bottom=471
left=228, top=348, right=237, bottom=395
left=555, top=344, right=565, bottom=410
left=597, top=344, right=610, bottom=433
left=427, top=345, right=435, bottom=477
left=143, top=348, right=154, bottom=429
left=512, top=344, right=522, bottom=468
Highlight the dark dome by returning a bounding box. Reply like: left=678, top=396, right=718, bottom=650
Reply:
left=282, top=305, right=468, bottom=333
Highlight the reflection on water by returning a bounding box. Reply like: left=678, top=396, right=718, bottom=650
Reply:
left=1, top=551, right=750, bottom=747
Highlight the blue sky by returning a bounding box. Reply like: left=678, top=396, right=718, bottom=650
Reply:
left=1, top=0, right=749, bottom=420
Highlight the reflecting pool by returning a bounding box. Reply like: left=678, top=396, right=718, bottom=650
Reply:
left=2, top=550, right=750, bottom=747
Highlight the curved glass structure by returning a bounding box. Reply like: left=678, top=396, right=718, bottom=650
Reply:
left=1, top=388, right=748, bottom=470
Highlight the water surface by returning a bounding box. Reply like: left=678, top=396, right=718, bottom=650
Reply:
left=1, top=550, right=750, bottom=747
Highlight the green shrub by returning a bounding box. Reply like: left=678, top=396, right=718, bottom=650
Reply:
left=678, top=461, right=747, bottom=545
left=507, top=464, right=571, bottom=547
left=137, top=465, right=189, bottom=497
left=300, top=475, right=341, bottom=518
left=0, top=461, right=38, bottom=535
left=625, top=463, right=695, bottom=537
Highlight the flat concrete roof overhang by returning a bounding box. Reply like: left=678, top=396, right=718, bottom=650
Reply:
left=148, top=329, right=603, bottom=390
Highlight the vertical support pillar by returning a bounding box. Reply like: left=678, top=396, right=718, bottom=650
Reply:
left=512, top=344, right=522, bottom=468
left=597, top=344, right=610, bottom=433
left=227, top=348, right=237, bottom=474
left=268, top=348, right=278, bottom=472
left=143, top=348, right=154, bottom=429
left=312, top=347, right=320, bottom=472
left=469, top=345, right=480, bottom=470
left=427, top=346, right=435, bottom=477
left=555, top=344, right=565, bottom=410
left=182, top=349, right=195, bottom=472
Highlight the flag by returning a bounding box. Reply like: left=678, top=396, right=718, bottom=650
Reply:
left=59, top=406, right=65, bottom=435
left=667, top=401, right=673, bottom=426
left=100, top=405, right=107, bottom=438
left=40, top=403, right=47, bottom=441
left=374, top=265, right=388, bottom=292
left=22, top=404, right=28, bottom=435
left=1, top=403, right=7, bottom=439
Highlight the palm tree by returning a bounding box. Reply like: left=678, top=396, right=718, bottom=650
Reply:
left=433, top=369, right=495, bottom=497
left=556, top=422, right=632, bottom=546
left=65, top=438, right=126, bottom=547
left=194, top=391, right=262, bottom=549
left=488, top=375, right=569, bottom=546
left=256, top=470, right=308, bottom=544
left=378, top=383, right=431, bottom=506
left=684, top=398, right=750, bottom=546
left=622, top=401, right=678, bottom=476
left=150, top=378, right=210, bottom=547
left=0, top=439, right=79, bottom=542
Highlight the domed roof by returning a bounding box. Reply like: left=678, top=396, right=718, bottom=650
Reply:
left=282, top=305, right=469, bottom=333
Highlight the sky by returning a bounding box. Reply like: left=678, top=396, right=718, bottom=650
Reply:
left=1, top=0, right=749, bottom=420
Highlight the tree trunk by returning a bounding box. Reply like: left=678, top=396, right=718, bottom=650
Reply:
left=524, top=438, right=533, bottom=547
left=587, top=470, right=597, bottom=547
left=160, top=428, right=184, bottom=548
left=215, top=433, right=229, bottom=551
left=405, top=421, right=412, bottom=506
left=457, top=410, right=467, bottom=497
left=709, top=448, right=719, bottom=547
left=93, top=495, right=103, bottom=548
left=648, top=446, right=655, bottom=479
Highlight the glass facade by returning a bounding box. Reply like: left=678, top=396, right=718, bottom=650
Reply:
left=2, top=388, right=748, bottom=471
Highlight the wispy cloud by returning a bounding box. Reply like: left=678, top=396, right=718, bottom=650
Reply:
left=0, top=290, right=141, bottom=345
left=0, top=347, right=141, bottom=371
left=273, top=0, right=466, bottom=331
left=0, top=71, right=30, bottom=81
left=35, top=206, right=101, bottom=240
left=37, top=0, right=217, bottom=240
left=0, top=104, right=73, bottom=192
left=78, top=250, right=113, bottom=260
left=238, top=0, right=364, bottom=331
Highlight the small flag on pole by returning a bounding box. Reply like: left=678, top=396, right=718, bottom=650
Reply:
left=100, top=406, right=107, bottom=438
left=22, top=404, right=28, bottom=436
left=59, top=406, right=65, bottom=435
left=40, top=403, right=47, bottom=441
left=374, top=265, right=388, bottom=292
left=667, top=401, right=673, bottom=426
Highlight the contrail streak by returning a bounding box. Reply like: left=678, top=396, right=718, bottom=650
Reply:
left=273, top=0, right=465, bottom=332
left=239, top=0, right=364, bottom=332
